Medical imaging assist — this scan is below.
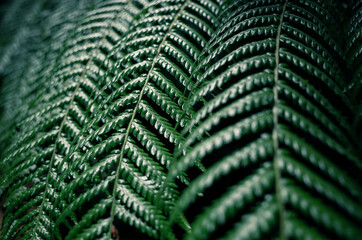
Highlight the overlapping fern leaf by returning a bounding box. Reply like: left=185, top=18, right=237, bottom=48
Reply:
left=0, top=0, right=150, bottom=238
left=164, top=0, right=362, bottom=239
left=0, top=0, right=361, bottom=239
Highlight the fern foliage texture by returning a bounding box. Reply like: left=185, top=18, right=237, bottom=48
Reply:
left=0, top=0, right=361, bottom=239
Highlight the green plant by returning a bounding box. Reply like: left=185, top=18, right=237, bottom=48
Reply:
left=0, top=0, right=361, bottom=239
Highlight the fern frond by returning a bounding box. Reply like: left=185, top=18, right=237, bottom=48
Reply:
left=52, top=0, right=222, bottom=238
left=164, top=0, right=362, bottom=239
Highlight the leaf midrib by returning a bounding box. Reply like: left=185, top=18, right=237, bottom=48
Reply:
left=272, top=1, right=288, bottom=240
left=108, top=0, right=191, bottom=238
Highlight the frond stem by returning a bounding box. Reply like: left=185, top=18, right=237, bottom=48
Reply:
left=272, top=1, right=288, bottom=240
